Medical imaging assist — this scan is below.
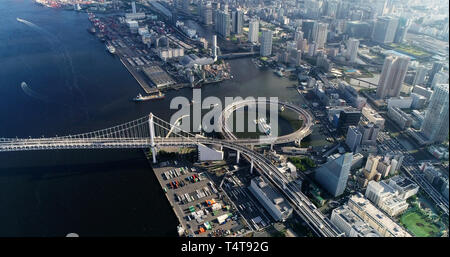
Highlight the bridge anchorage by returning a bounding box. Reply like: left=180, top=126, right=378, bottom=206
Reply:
left=0, top=111, right=341, bottom=237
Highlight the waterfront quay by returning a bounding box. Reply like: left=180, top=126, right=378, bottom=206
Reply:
left=149, top=156, right=250, bottom=237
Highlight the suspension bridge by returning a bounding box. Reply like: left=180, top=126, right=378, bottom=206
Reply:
left=0, top=112, right=341, bottom=237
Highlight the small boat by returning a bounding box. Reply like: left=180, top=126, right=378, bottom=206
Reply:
left=106, top=43, right=116, bottom=54
left=132, top=92, right=165, bottom=102
left=87, top=27, right=96, bottom=34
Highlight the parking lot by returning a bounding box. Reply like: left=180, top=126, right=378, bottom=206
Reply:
left=153, top=160, right=249, bottom=237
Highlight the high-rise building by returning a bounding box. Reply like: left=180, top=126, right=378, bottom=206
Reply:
left=428, top=61, right=444, bottom=85
left=372, top=16, right=399, bottom=44
left=376, top=55, right=410, bottom=99
left=312, top=22, right=328, bottom=49
left=302, top=20, right=316, bottom=43
left=248, top=19, right=259, bottom=43
left=260, top=29, right=273, bottom=57
left=420, top=83, right=449, bottom=144
left=346, top=38, right=359, bottom=63
left=413, top=66, right=428, bottom=86
left=201, top=2, right=213, bottom=25
left=373, top=0, right=387, bottom=17
left=182, top=0, right=190, bottom=13
left=431, top=71, right=449, bottom=89
left=315, top=153, right=353, bottom=197
left=359, top=122, right=381, bottom=145
left=212, top=34, right=218, bottom=61
left=337, top=109, right=362, bottom=134
left=231, top=10, right=243, bottom=35
left=131, top=1, right=136, bottom=14
left=215, top=11, right=230, bottom=38
left=346, top=126, right=362, bottom=152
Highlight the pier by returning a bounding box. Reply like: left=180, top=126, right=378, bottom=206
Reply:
left=118, top=53, right=159, bottom=94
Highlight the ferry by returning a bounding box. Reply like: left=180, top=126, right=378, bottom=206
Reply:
left=254, top=118, right=272, bottom=136
left=106, top=43, right=116, bottom=54
left=132, top=92, right=165, bottom=102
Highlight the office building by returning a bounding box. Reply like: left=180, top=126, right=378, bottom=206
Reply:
left=365, top=181, right=409, bottom=217
left=412, top=66, right=428, bottom=86
left=212, top=34, right=218, bottom=61
left=420, top=83, right=449, bottom=144
left=412, top=85, right=433, bottom=101
left=358, top=122, right=380, bottom=145
left=362, top=107, right=385, bottom=128
left=231, top=10, right=243, bottom=35
left=347, top=193, right=411, bottom=237
left=131, top=1, right=136, bottom=14
left=336, top=109, right=362, bottom=134
left=388, top=175, right=419, bottom=200
left=346, top=38, right=359, bottom=63
left=201, top=2, right=213, bottom=25
left=372, top=16, right=399, bottom=44
left=215, top=10, right=230, bottom=38
left=248, top=19, right=259, bottom=43
left=346, top=126, right=362, bottom=152
left=260, top=29, right=273, bottom=57
left=312, top=22, right=328, bottom=49
left=387, top=106, right=413, bottom=129
left=376, top=55, right=410, bottom=99
left=431, top=71, right=449, bottom=89
left=315, top=153, right=353, bottom=197
left=248, top=176, right=293, bottom=221
left=428, top=61, right=444, bottom=85
left=331, top=205, right=380, bottom=237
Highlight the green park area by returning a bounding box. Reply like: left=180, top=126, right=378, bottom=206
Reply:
left=287, top=156, right=316, bottom=172
left=400, top=210, right=441, bottom=237
left=389, top=43, right=432, bottom=58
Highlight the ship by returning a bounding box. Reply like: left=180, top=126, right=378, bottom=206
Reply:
left=87, top=27, right=96, bottom=34
left=132, top=92, right=165, bottom=102
left=106, top=43, right=116, bottom=54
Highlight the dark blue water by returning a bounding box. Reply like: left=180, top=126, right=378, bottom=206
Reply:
left=0, top=0, right=306, bottom=236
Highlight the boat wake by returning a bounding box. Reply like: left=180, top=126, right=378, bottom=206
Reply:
left=16, top=17, right=90, bottom=118
left=21, top=82, right=49, bottom=102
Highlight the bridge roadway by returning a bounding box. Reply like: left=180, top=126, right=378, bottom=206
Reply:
left=218, top=99, right=314, bottom=145
left=0, top=136, right=341, bottom=237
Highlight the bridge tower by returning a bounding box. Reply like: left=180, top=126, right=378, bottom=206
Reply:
left=149, top=113, right=157, bottom=163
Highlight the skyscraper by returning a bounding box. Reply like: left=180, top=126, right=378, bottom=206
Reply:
left=430, top=71, right=449, bottom=89
left=212, top=34, right=218, bottom=61
left=131, top=1, right=136, bottom=14
left=420, top=83, right=449, bottom=144
left=215, top=10, right=230, bottom=38
left=201, top=2, right=213, bottom=25
left=260, top=29, right=273, bottom=57
left=413, top=66, right=428, bottom=86
left=428, top=61, right=444, bottom=85
left=315, top=153, right=353, bottom=197
left=346, top=126, right=362, bottom=152
left=248, top=19, right=259, bottom=43
left=376, top=55, right=410, bottom=99
left=373, top=0, right=387, bottom=17
left=231, top=10, right=243, bottom=35
left=312, top=22, right=328, bottom=49
left=346, top=38, right=359, bottom=63
left=372, top=16, right=399, bottom=44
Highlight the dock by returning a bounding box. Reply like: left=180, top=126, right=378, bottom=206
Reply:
left=118, top=53, right=159, bottom=94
